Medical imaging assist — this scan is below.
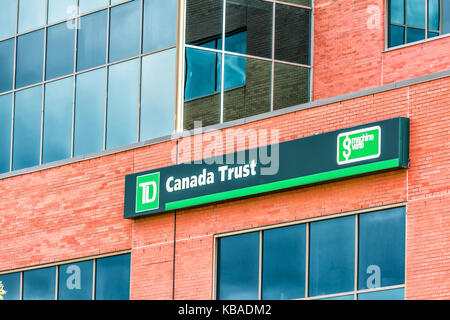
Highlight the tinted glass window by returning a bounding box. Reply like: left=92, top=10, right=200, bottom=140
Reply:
left=95, top=254, right=131, bottom=300
left=428, top=0, right=440, bottom=31
left=443, top=1, right=450, bottom=34
left=0, top=1, right=17, bottom=39
left=43, top=77, right=73, bottom=164
left=218, top=232, right=259, bottom=300
left=407, top=27, right=426, bottom=43
left=106, top=59, right=139, bottom=149
left=77, top=10, right=107, bottom=71
left=358, top=288, right=404, bottom=300
left=273, top=63, right=309, bottom=111
left=48, top=0, right=77, bottom=24
left=18, top=0, right=46, bottom=33
left=407, top=0, right=425, bottom=28
left=143, top=0, right=178, bottom=53
left=0, top=273, right=21, bottom=300
left=46, top=22, right=75, bottom=80
left=79, top=0, right=108, bottom=14
left=140, top=49, right=176, bottom=141
left=58, top=260, right=94, bottom=300
left=23, top=267, right=56, bottom=300
left=13, top=86, right=42, bottom=171
left=0, top=39, right=14, bottom=93
left=0, top=94, right=12, bottom=174
left=186, top=0, right=223, bottom=46
left=389, top=24, right=405, bottom=47
left=390, top=0, right=405, bottom=24
left=16, top=29, right=45, bottom=89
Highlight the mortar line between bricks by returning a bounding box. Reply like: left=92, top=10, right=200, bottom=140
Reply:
left=133, top=233, right=214, bottom=251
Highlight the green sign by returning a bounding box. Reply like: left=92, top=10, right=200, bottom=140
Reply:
left=136, top=172, right=160, bottom=213
left=337, top=126, right=381, bottom=165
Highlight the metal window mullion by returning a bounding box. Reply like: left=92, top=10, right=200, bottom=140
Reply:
left=40, top=10, right=48, bottom=166
left=137, top=0, right=144, bottom=143
left=308, top=2, right=314, bottom=102
left=258, top=230, right=263, bottom=300
left=270, top=1, right=275, bottom=112
left=425, top=0, right=429, bottom=38
left=55, top=265, right=59, bottom=300
left=219, top=0, right=226, bottom=124
left=10, top=34, right=17, bottom=172
left=92, top=259, right=96, bottom=300
left=103, top=7, right=111, bottom=151
left=354, top=214, right=359, bottom=300
left=71, top=2, right=79, bottom=158
left=305, top=222, right=309, bottom=298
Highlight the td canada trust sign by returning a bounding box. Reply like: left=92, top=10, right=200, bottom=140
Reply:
left=124, top=118, right=410, bottom=219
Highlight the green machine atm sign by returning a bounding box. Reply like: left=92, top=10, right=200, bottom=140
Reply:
left=124, top=117, right=409, bottom=219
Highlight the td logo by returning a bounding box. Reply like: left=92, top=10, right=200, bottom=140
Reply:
left=136, top=172, right=160, bottom=213
left=337, top=126, right=381, bottom=165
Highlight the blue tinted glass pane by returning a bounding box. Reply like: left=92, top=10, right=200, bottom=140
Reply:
left=43, top=77, right=73, bottom=164
left=185, top=47, right=220, bottom=100
left=223, top=54, right=246, bottom=91
left=225, top=31, right=247, bottom=55
left=74, top=68, right=105, bottom=156
left=407, top=0, right=425, bottom=28
left=407, top=27, right=426, bottom=43
left=318, top=294, right=354, bottom=300
left=13, top=86, right=42, bottom=171
left=109, top=0, right=140, bottom=62
left=79, top=0, right=108, bottom=14
left=218, top=232, right=259, bottom=300
left=77, top=10, right=107, bottom=71
left=143, top=0, right=177, bottom=53
left=358, top=288, right=405, bottom=300
left=0, top=39, right=14, bottom=93
left=0, top=1, right=16, bottom=39
left=140, top=49, right=176, bottom=141
left=16, top=29, right=45, bottom=89
left=23, top=267, right=56, bottom=300
left=428, top=31, right=439, bottom=38
left=106, top=59, right=139, bottom=149
left=262, top=225, right=306, bottom=300
left=309, top=216, right=355, bottom=297
left=0, top=94, right=12, bottom=174
left=358, top=208, right=405, bottom=290
left=18, top=0, right=46, bottom=33
left=442, top=1, right=450, bottom=34
left=46, top=22, right=75, bottom=80
left=390, top=0, right=405, bottom=24
left=48, top=0, right=77, bottom=24
left=0, top=273, right=21, bottom=300
left=95, top=254, right=131, bottom=300
left=390, top=24, right=405, bottom=47
left=58, top=260, right=93, bottom=300
left=428, top=0, right=440, bottom=31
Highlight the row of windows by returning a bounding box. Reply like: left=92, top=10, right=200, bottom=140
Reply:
left=0, top=51, right=176, bottom=174
left=0, top=253, right=130, bottom=300
left=216, top=207, right=406, bottom=300
left=0, top=0, right=177, bottom=94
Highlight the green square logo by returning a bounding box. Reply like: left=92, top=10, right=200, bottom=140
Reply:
left=337, top=126, right=381, bottom=165
left=136, top=172, right=160, bottom=213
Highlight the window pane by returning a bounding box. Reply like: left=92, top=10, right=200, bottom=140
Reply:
left=46, top=22, right=75, bottom=80
left=74, top=68, right=105, bottom=157
left=140, top=49, right=176, bottom=141
left=183, top=47, right=221, bottom=130
left=0, top=273, right=21, bottom=300
left=13, top=86, right=42, bottom=171
left=143, top=0, right=177, bottom=53
left=318, top=294, right=354, bottom=300
left=43, top=77, right=73, bottom=164
left=0, top=1, right=17, bottom=39
left=186, top=0, right=223, bottom=46
left=390, top=0, right=405, bottom=24
left=442, top=0, right=450, bottom=34
left=218, top=232, right=259, bottom=300
left=407, top=0, right=426, bottom=28
left=79, top=0, right=108, bottom=14
left=406, top=27, right=426, bottom=43
left=106, top=59, right=139, bottom=149
left=0, top=94, right=12, bottom=174
left=77, top=10, right=107, bottom=72
left=275, top=4, right=310, bottom=65
left=428, top=31, right=439, bottom=38
left=282, top=0, right=311, bottom=6
left=309, top=216, right=355, bottom=297
left=16, top=29, right=45, bottom=89
left=95, top=254, right=131, bottom=300
left=225, top=0, right=272, bottom=58
left=0, top=39, right=14, bottom=93
left=18, top=0, right=46, bottom=33
left=262, top=225, right=306, bottom=300
left=389, top=24, right=405, bottom=47
left=358, top=207, right=405, bottom=290
left=58, top=260, right=93, bottom=300
left=273, top=63, right=309, bottom=111
left=223, top=55, right=270, bottom=122
left=358, top=288, right=405, bottom=300
left=48, top=0, right=77, bottom=24
left=23, top=267, right=56, bottom=300
left=428, top=0, right=440, bottom=31
left=109, top=0, right=141, bottom=62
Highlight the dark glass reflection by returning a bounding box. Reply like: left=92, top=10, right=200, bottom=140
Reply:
left=0, top=39, right=14, bottom=93
left=273, top=63, right=309, bottom=111
left=46, top=22, right=75, bottom=80
left=143, top=0, right=178, bottom=53
left=95, top=254, right=131, bottom=300
left=16, top=29, right=45, bottom=89
left=428, top=0, right=440, bottom=31
left=109, top=0, right=141, bottom=62
left=309, top=216, right=355, bottom=297
left=43, top=77, right=73, bottom=164
left=218, top=232, right=259, bottom=300
left=225, top=0, right=272, bottom=58
left=77, top=10, right=107, bottom=71
left=262, top=225, right=306, bottom=300
left=185, top=0, right=223, bottom=45
left=443, top=1, right=450, bottom=34
left=407, top=0, right=425, bottom=28
left=0, top=94, right=12, bottom=174
left=0, top=273, right=21, bottom=300
left=358, top=288, right=404, bottom=300
left=58, top=260, right=93, bottom=300
left=390, top=0, right=405, bottom=24
left=23, top=267, right=56, bottom=300
left=358, top=207, right=405, bottom=290
left=275, top=4, right=310, bottom=65
left=389, top=24, right=405, bottom=47
left=106, top=59, right=139, bottom=149
left=406, top=27, right=426, bottom=43
left=13, top=86, right=42, bottom=171
left=140, top=49, right=176, bottom=141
